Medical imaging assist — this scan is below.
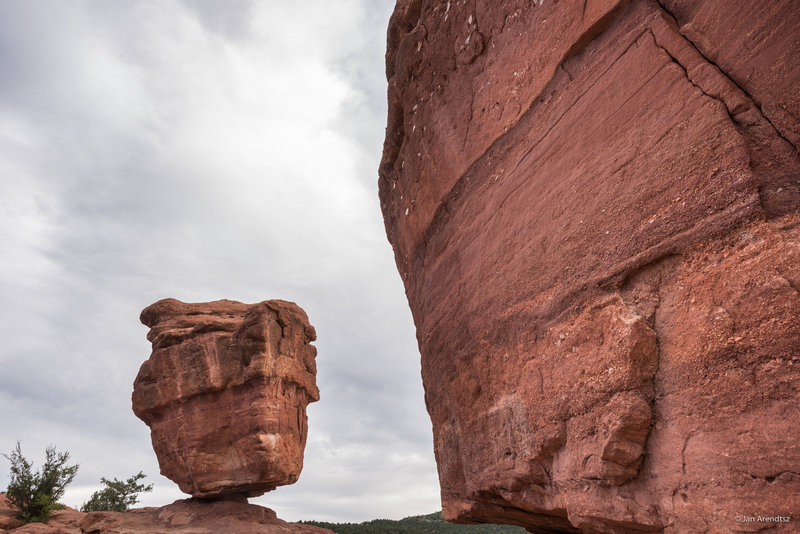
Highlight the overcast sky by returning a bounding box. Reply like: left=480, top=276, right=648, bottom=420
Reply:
left=0, top=0, right=442, bottom=523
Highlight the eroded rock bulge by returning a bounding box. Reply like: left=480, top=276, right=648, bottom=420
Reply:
left=380, top=0, right=800, bottom=532
left=132, top=298, right=319, bottom=499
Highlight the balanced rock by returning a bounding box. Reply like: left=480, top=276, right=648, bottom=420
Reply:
left=380, top=0, right=800, bottom=532
left=132, top=298, right=319, bottom=499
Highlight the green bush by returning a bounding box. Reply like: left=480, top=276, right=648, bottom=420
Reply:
left=3, top=442, right=79, bottom=524
left=80, top=471, right=153, bottom=512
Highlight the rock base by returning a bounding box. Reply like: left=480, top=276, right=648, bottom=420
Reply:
left=0, top=494, right=333, bottom=534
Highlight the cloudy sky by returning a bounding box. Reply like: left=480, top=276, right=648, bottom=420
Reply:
left=0, top=0, right=442, bottom=523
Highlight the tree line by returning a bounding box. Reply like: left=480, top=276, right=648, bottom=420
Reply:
left=299, top=511, right=528, bottom=534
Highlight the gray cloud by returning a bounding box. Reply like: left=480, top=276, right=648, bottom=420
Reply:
left=179, top=0, right=256, bottom=39
left=0, top=0, right=438, bottom=523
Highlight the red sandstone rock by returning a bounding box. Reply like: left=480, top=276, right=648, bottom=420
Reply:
left=0, top=495, right=84, bottom=534
left=0, top=494, right=332, bottom=534
left=381, top=0, right=800, bottom=532
left=0, top=495, right=22, bottom=531
left=132, top=298, right=319, bottom=499
left=77, top=498, right=333, bottom=534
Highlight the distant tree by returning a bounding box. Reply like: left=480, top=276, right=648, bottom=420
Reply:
left=2, top=442, right=79, bottom=524
left=80, top=471, right=153, bottom=512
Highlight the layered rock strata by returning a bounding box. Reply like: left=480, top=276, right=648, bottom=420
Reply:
left=380, top=0, right=800, bottom=532
left=132, top=298, right=319, bottom=499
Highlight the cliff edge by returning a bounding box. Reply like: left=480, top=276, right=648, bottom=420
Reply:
left=379, top=1, right=800, bottom=532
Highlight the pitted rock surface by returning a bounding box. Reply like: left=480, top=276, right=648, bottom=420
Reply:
left=132, top=298, right=319, bottom=499
left=380, top=0, right=800, bottom=532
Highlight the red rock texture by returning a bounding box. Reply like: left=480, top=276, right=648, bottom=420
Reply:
left=78, top=498, right=333, bottom=534
left=132, top=298, right=319, bottom=499
left=0, top=494, right=332, bottom=534
left=380, top=0, right=800, bottom=532
left=0, top=494, right=84, bottom=534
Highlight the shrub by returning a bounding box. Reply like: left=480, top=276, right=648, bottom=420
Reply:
left=80, top=471, right=153, bottom=512
left=3, top=442, right=79, bottom=524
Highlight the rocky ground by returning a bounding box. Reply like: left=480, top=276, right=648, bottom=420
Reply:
left=0, top=493, right=333, bottom=534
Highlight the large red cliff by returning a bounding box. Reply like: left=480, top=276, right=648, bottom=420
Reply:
left=380, top=1, right=800, bottom=532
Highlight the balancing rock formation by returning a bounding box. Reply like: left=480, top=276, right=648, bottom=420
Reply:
left=132, top=298, right=320, bottom=499
left=380, top=1, right=800, bottom=532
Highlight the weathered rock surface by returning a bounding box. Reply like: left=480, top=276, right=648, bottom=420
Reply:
left=78, top=498, right=333, bottom=534
left=0, top=494, right=79, bottom=534
left=132, top=298, right=319, bottom=499
left=0, top=494, right=333, bottom=534
left=380, top=0, right=800, bottom=532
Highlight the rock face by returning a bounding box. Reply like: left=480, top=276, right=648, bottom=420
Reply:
left=380, top=1, right=800, bottom=532
left=132, top=298, right=319, bottom=499
left=0, top=494, right=333, bottom=534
